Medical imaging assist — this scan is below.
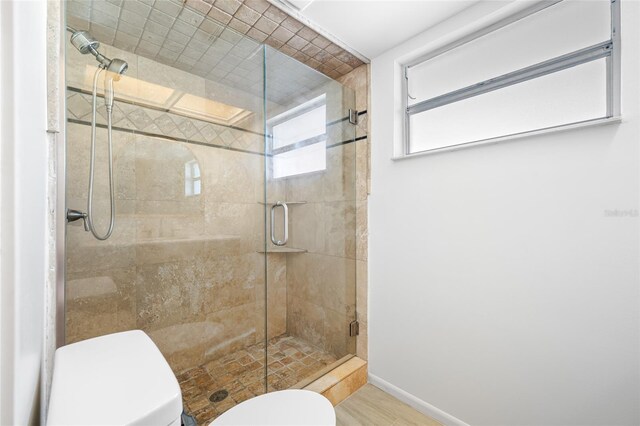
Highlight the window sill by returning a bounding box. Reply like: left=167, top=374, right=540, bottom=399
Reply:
left=392, top=116, right=622, bottom=161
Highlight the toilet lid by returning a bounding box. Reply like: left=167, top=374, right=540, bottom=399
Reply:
left=47, top=330, right=182, bottom=426
left=211, top=390, right=335, bottom=426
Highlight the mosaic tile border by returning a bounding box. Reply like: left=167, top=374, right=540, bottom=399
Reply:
left=66, top=89, right=265, bottom=153
left=66, top=88, right=368, bottom=155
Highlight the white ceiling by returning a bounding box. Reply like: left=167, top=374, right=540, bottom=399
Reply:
left=285, top=0, right=479, bottom=59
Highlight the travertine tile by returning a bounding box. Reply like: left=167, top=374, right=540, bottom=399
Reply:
left=321, top=362, right=367, bottom=406
left=356, top=320, right=368, bottom=361
left=243, top=0, right=271, bottom=14
left=356, top=200, right=368, bottom=261
left=262, top=5, right=288, bottom=23
left=356, top=260, right=368, bottom=324
left=178, top=334, right=339, bottom=423
left=203, top=202, right=262, bottom=252
left=338, top=64, right=369, bottom=112
left=324, top=309, right=356, bottom=357
left=285, top=171, right=324, bottom=203
left=204, top=303, right=258, bottom=360
left=355, top=138, right=369, bottom=201
left=207, top=6, right=233, bottom=24
left=324, top=201, right=357, bottom=258
left=305, top=357, right=366, bottom=393
left=65, top=230, right=136, bottom=275
left=324, top=143, right=356, bottom=202
left=66, top=0, right=366, bottom=82
left=288, top=202, right=325, bottom=253
left=135, top=260, right=205, bottom=331
left=287, top=297, right=325, bottom=349
left=214, top=0, right=242, bottom=15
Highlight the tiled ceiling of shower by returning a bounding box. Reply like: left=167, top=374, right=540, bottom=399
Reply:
left=66, top=0, right=366, bottom=88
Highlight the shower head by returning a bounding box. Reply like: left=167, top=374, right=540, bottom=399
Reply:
left=69, top=30, right=100, bottom=54
left=68, top=27, right=128, bottom=80
left=104, top=58, right=128, bottom=80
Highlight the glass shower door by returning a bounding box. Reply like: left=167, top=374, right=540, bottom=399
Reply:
left=63, top=20, right=269, bottom=421
left=263, top=47, right=358, bottom=390
left=64, top=8, right=357, bottom=420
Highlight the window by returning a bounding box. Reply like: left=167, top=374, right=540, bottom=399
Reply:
left=268, top=95, right=327, bottom=179
left=402, top=0, right=620, bottom=156
left=184, top=160, right=201, bottom=196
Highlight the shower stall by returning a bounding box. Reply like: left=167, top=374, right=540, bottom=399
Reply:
left=63, top=1, right=357, bottom=422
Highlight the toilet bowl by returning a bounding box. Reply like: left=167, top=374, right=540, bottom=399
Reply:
left=47, top=330, right=183, bottom=426
left=211, top=389, right=335, bottom=426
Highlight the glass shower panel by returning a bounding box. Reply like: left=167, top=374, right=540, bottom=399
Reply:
left=64, top=16, right=268, bottom=415
left=65, top=2, right=358, bottom=419
left=264, top=47, right=357, bottom=390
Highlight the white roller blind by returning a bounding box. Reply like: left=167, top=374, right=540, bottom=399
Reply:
left=409, top=59, right=607, bottom=152
left=404, top=0, right=617, bottom=155
left=407, top=0, right=610, bottom=105
left=272, top=104, right=326, bottom=149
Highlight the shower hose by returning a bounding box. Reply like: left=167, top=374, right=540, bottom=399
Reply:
left=86, top=66, right=116, bottom=240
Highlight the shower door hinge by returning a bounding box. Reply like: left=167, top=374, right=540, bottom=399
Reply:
left=348, top=109, right=358, bottom=125
left=349, top=320, right=360, bottom=337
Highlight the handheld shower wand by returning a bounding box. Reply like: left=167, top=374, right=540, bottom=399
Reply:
left=66, top=27, right=128, bottom=240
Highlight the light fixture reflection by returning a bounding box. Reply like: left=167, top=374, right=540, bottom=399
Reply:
left=171, top=93, right=252, bottom=125
left=80, top=65, right=251, bottom=126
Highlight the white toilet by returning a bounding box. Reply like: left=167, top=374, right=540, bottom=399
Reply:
left=210, top=389, right=335, bottom=426
left=47, top=330, right=183, bottom=426
left=47, top=329, right=335, bottom=426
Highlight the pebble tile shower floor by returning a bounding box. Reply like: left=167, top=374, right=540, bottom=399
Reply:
left=178, top=334, right=338, bottom=424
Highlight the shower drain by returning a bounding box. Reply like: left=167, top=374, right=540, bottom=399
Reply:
left=209, top=389, right=229, bottom=403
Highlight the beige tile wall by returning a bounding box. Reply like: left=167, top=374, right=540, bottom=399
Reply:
left=284, top=140, right=357, bottom=359
left=278, top=78, right=363, bottom=360
left=65, top=42, right=285, bottom=373
left=65, top=38, right=368, bottom=374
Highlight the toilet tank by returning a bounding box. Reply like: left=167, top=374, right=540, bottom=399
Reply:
left=47, top=330, right=182, bottom=426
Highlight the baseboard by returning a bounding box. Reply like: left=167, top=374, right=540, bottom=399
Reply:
left=368, top=373, right=470, bottom=426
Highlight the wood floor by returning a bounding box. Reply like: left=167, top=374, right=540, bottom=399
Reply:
left=335, top=384, right=442, bottom=426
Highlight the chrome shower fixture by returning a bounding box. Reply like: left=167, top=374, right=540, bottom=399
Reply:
left=67, top=27, right=129, bottom=79
left=66, top=27, right=129, bottom=241
left=69, top=30, right=99, bottom=54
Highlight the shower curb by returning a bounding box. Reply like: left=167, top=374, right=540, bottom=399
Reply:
left=303, top=357, right=368, bottom=406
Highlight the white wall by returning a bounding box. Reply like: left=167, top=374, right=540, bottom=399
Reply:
left=369, top=1, right=640, bottom=425
left=0, top=1, right=49, bottom=424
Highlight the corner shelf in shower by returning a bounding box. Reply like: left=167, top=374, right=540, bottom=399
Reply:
left=258, top=247, right=307, bottom=254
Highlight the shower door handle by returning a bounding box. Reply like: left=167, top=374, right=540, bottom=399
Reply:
left=270, top=202, right=288, bottom=246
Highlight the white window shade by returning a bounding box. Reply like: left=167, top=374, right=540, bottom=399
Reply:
left=272, top=105, right=326, bottom=149
left=402, top=0, right=619, bottom=156
left=409, top=59, right=607, bottom=152
left=269, top=95, right=328, bottom=178
left=407, top=0, right=611, bottom=105
left=273, top=141, right=327, bottom=179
